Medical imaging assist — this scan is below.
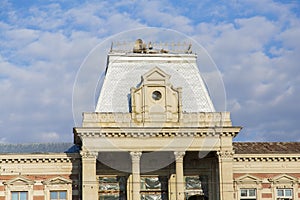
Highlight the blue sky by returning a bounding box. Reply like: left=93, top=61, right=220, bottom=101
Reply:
left=0, top=0, right=299, bottom=143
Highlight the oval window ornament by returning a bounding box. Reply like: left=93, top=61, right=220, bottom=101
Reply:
left=152, top=91, right=162, bottom=101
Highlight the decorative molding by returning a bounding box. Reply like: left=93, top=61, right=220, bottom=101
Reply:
left=42, top=176, right=72, bottom=185
left=80, top=150, right=98, bottom=159
left=81, top=112, right=234, bottom=127
left=234, top=174, right=262, bottom=185
left=233, top=156, right=300, bottom=162
left=217, top=150, right=234, bottom=159
left=268, top=174, right=299, bottom=185
left=3, top=176, right=35, bottom=185
left=0, top=155, right=79, bottom=164
left=76, top=130, right=239, bottom=138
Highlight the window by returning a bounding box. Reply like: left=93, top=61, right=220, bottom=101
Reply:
left=99, top=176, right=126, bottom=200
left=50, top=191, right=67, bottom=200
left=11, top=191, right=27, bottom=200
left=140, top=176, right=168, bottom=200
left=277, top=188, right=293, bottom=200
left=240, top=188, right=256, bottom=200
left=152, top=91, right=162, bottom=101
left=184, top=176, right=209, bottom=200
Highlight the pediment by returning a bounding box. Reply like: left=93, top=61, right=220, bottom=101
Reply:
left=142, top=67, right=170, bottom=82
left=271, top=174, right=298, bottom=183
left=3, top=176, right=35, bottom=185
left=42, top=176, right=72, bottom=185
left=235, top=174, right=261, bottom=183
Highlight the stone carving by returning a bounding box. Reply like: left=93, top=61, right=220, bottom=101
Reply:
left=133, top=39, right=147, bottom=53
left=3, top=176, right=35, bottom=185
left=80, top=150, right=98, bottom=159
left=174, top=151, right=185, bottom=161
left=130, top=151, right=142, bottom=162
left=42, top=176, right=72, bottom=185
left=217, top=150, right=234, bottom=159
left=131, top=67, right=182, bottom=123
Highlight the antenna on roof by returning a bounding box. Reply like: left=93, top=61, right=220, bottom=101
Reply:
left=110, top=42, right=113, bottom=52
left=185, top=43, right=192, bottom=54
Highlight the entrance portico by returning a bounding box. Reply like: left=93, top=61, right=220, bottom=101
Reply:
left=74, top=112, right=241, bottom=200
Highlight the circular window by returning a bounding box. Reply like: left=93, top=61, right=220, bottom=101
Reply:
left=152, top=91, right=162, bottom=101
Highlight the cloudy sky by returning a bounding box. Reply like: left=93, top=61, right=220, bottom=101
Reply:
left=0, top=0, right=299, bottom=143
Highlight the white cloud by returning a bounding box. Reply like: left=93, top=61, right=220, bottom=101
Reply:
left=0, top=0, right=299, bottom=143
left=0, top=137, right=7, bottom=144
left=189, top=2, right=300, bottom=142
left=38, top=132, right=60, bottom=142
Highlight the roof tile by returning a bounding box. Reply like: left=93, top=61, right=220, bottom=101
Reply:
left=233, top=142, right=300, bottom=154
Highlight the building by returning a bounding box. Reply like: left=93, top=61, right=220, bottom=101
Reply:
left=0, top=39, right=300, bottom=200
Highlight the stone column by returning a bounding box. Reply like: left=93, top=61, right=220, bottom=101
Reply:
left=81, top=150, right=98, bottom=200
left=217, top=150, right=234, bottom=200
left=174, top=151, right=185, bottom=200
left=130, top=151, right=142, bottom=200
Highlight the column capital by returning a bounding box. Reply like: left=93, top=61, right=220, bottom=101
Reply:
left=174, top=151, right=185, bottom=161
left=130, top=151, right=142, bottom=162
left=217, top=150, right=234, bottom=160
left=80, top=150, right=98, bottom=159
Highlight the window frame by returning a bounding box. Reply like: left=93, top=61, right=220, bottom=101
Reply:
left=42, top=177, right=72, bottom=200
left=276, top=188, right=293, bottom=199
left=240, top=188, right=257, bottom=199
left=11, top=191, right=28, bottom=200
left=3, top=176, right=34, bottom=200
left=50, top=190, right=67, bottom=200
left=140, top=175, right=168, bottom=200
left=98, top=175, right=127, bottom=200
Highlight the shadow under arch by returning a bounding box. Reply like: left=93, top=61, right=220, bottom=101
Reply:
left=187, top=194, right=207, bottom=200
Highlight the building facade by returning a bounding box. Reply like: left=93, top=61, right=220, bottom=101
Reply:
left=0, top=39, right=300, bottom=200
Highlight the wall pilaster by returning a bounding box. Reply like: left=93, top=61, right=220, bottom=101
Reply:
left=81, top=150, right=98, bottom=200
left=217, top=150, right=234, bottom=200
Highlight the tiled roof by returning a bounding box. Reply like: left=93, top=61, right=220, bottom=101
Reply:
left=2, top=142, right=300, bottom=154
left=233, top=142, right=300, bottom=154
left=96, top=53, right=215, bottom=113
left=0, top=143, right=80, bottom=154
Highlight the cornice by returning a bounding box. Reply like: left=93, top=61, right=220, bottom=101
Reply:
left=233, top=154, right=300, bottom=162
left=0, top=154, right=80, bottom=164
left=74, top=127, right=241, bottom=138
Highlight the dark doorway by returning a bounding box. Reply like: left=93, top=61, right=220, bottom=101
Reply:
left=187, top=194, right=207, bottom=200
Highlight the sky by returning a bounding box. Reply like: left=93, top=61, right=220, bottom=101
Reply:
left=0, top=0, right=299, bottom=143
